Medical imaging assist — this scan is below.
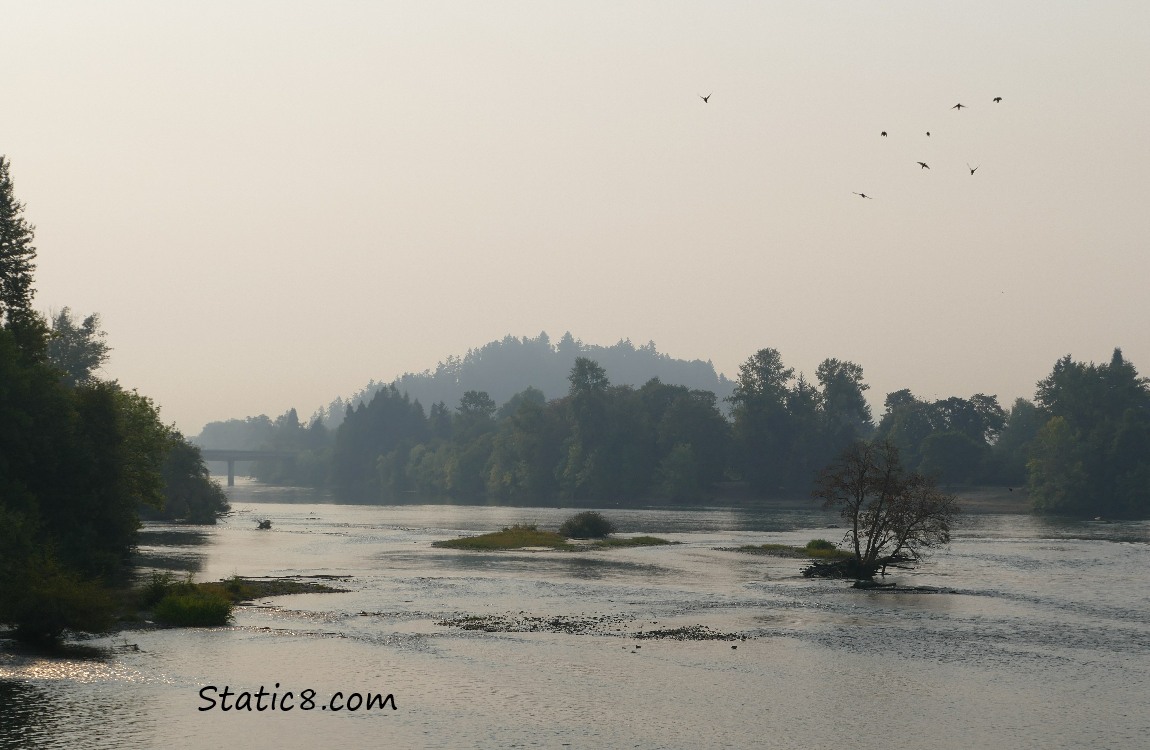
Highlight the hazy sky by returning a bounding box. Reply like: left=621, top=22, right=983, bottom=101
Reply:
left=5, top=1, right=1148, bottom=435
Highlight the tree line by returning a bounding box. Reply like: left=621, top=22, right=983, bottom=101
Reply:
left=239, top=339, right=1150, bottom=518
left=0, top=156, right=228, bottom=643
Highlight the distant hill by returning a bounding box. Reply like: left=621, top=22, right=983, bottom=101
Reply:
left=327, top=331, right=734, bottom=427
left=197, top=332, right=736, bottom=449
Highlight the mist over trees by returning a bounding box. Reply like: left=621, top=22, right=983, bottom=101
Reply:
left=309, top=332, right=735, bottom=431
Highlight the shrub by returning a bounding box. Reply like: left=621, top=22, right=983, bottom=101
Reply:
left=433, top=526, right=572, bottom=550
left=5, top=560, right=115, bottom=645
left=139, top=571, right=180, bottom=608
left=805, top=539, right=836, bottom=551
left=153, top=590, right=233, bottom=627
left=559, top=511, right=615, bottom=539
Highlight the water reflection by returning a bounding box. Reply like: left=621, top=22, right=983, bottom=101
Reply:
left=0, top=677, right=159, bottom=750
left=0, top=680, right=50, bottom=749
left=395, top=551, right=671, bottom=580
left=135, top=527, right=210, bottom=574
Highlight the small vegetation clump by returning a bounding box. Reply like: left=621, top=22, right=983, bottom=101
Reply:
left=727, top=540, right=852, bottom=560
left=137, top=573, right=344, bottom=628
left=140, top=573, right=233, bottom=627
left=432, top=524, right=575, bottom=551
left=593, top=535, right=672, bottom=548
left=558, top=511, right=615, bottom=539
left=153, top=589, right=233, bottom=627
left=4, top=560, right=117, bottom=645
left=432, top=521, right=673, bottom=551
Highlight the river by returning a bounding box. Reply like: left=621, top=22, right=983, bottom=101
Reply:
left=2, top=480, right=1148, bottom=749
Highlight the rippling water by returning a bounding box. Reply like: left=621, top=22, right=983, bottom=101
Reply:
left=3, top=482, right=1149, bottom=749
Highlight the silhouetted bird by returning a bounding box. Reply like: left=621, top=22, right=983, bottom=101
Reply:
left=968, top=163, right=979, bottom=175
left=700, top=93, right=711, bottom=103
left=880, top=131, right=888, bottom=137
left=952, top=103, right=966, bottom=110
left=926, top=131, right=931, bottom=137
left=853, top=192, right=872, bottom=199
left=993, top=96, right=1003, bottom=103
left=917, top=162, right=930, bottom=169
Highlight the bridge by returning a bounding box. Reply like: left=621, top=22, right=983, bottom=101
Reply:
left=198, top=449, right=297, bottom=487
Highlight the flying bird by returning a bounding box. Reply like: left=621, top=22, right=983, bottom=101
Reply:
left=925, top=131, right=931, bottom=137
left=917, top=162, right=930, bottom=169
left=880, top=131, right=887, bottom=137
left=853, top=192, right=872, bottom=199
left=700, top=93, right=711, bottom=103
left=952, top=103, right=966, bottom=110
left=993, top=96, right=1003, bottom=103
left=968, top=163, right=979, bottom=175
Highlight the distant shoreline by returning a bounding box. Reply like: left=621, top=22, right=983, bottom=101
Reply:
left=218, top=479, right=1033, bottom=515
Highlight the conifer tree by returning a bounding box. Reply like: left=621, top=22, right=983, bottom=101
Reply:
left=0, top=156, right=38, bottom=331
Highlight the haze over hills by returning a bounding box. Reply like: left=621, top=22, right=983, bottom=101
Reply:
left=196, top=332, right=735, bottom=446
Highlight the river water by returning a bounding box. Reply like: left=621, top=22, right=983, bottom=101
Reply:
left=3, top=481, right=1149, bottom=749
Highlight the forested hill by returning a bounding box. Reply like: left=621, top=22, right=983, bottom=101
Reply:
left=374, top=332, right=734, bottom=422
left=195, top=332, right=733, bottom=448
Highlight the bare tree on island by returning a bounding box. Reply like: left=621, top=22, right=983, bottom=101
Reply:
left=807, top=440, right=958, bottom=583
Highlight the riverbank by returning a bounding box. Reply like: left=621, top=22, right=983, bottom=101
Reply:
left=951, top=486, right=1031, bottom=514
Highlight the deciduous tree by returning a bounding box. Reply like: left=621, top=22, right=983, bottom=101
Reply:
left=809, top=440, right=959, bottom=579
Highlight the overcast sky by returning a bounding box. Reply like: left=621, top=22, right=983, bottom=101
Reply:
left=5, top=1, right=1148, bottom=435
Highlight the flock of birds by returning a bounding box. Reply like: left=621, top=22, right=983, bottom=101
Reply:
left=699, top=91, right=1004, bottom=200
left=857, top=97, right=1005, bottom=199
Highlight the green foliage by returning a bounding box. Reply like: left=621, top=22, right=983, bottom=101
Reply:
left=918, top=430, right=986, bottom=484
left=0, top=156, right=39, bottom=341
left=486, top=390, right=566, bottom=503
left=46, top=307, right=110, bottom=387
left=727, top=349, right=876, bottom=497
left=558, top=511, right=615, bottom=539
left=874, top=390, right=1007, bottom=485
left=990, top=398, right=1047, bottom=484
left=1028, top=349, right=1150, bottom=518
left=153, top=590, right=233, bottom=627
left=0, top=157, right=230, bottom=645
left=431, top=524, right=670, bottom=550
left=2, top=554, right=115, bottom=645
left=195, top=341, right=1149, bottom=520
left=592, top=535, right=672, bottom=547
left=141, top=572, right=234, bottom=626
left=731, top=542, right=850, bottom=560
left=1028, top=417, right=1088, bottom=514
left=139, top=571, right=179, bottom=608
left=151, top=435, right=230, bottom=523
left=332, top=385, right=428, bottom=499
left=655, top=443, right=703, bottom=502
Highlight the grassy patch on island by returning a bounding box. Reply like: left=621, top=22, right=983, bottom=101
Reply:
left=433, top=525, right=576, bottom=551
left=592, top=535, right=674, bottom=548
left=135, top=573, right=345, bottom=628
left=432, top=523, right=674, bottom=551
left=725, top=539, right=853, bottom=560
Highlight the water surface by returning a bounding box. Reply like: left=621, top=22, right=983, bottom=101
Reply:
left=3, top=482, right=1148, bottom=749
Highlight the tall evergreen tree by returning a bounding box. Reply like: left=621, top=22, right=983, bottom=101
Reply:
left=0, top=156, right=41, bottom=351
